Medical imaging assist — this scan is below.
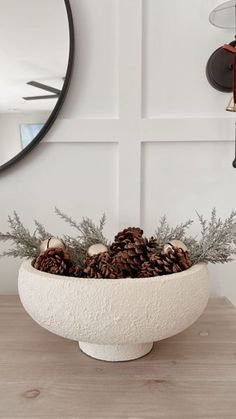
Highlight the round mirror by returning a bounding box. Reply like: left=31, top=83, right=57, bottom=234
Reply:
left=0, top=0, right=74, bottom=172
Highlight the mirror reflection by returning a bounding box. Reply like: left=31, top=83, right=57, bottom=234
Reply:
left=0, top=0, right=70, bottom=168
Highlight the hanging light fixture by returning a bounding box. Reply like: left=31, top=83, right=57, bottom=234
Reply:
left=206, top=0, right=236, bottom=167
left=226, top=96, right=236, bottom=111
left=223, top=41, right=236, bottom=112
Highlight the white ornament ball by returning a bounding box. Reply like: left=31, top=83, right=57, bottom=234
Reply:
left=163, top=240, right=188, bottom=254
left=40, top=237, right=65, bottom=253
left=88, top=243, right=108, bottom=257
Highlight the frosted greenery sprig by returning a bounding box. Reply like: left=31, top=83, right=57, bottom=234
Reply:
left=1, top=208, right=236, bottom=267
left=54, top=208, right=109, bottom=265
left=189, top=209, right=236, bottom=264
left=0, top=210, right=108, bottom=265
left=0, top=212, right=50, bottom=259
left=55, top=208, right=107, bottom=246
left=155, top=217, right=194, bottom=251
left=154, top=209, right=236, bottom=264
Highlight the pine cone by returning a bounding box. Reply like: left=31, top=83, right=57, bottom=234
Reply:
left=110, top=227, right=144, bottom=255
left=111, top=230, right=158, bottom=277
left=112, top=250, right=138, bottom=277
left=83, top=252, right=119, bottom=279
left=139, top=246, right=192, bottom=278
left=68, top=263, right=84, bottom=278
left=146, top=236, right=158, bottom=254
left=33, top=248, right=72, bottom=275
left=109, top=226, right=157, bottom=278
left=163, top=245, right=192, bottom=272
left=139, top=257, right=163, bottom=278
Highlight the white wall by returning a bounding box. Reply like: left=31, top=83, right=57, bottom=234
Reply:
left=1, top=0, right=236, bottom=304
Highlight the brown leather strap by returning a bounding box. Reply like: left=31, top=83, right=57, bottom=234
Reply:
left=223, top=44, right=236, bottom=103
left=223, top=44, right=236, bottom=54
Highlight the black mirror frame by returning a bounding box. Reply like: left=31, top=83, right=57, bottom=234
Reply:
left=0, top=0, right=74, bottom=173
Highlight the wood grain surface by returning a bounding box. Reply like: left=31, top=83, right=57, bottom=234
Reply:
left=0, top=296, right=236, bottom=418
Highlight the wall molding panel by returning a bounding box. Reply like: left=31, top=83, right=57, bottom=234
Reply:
left=48, top=117, right=234, bottom=143
left=46, top=0, right=235, bottom=230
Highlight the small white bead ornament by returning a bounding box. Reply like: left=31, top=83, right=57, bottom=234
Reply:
left=88, top=243, right=108, bottom=257
left=40, top=237, right=65, bottom=253
left=163, top=239, right=188, bottom=254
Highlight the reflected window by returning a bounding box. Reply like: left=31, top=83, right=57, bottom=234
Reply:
left=20, top=124, right=44, bottom=149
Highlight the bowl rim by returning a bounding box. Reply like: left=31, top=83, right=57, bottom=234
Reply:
left=19, top=259, right=208, bottom=284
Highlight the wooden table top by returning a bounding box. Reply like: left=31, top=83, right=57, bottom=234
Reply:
left=0, top=296, right=236, bottom=418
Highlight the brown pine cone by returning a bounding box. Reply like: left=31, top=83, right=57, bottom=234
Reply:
left=148, top=236, right=158, bottom=247
left=110, top=227, right=144, bottom=255
left=111, top=234, right=158, bottom=278
left=114, top=227, right=143, bottom=242
left=163, top=245, right=192, bottom=272
left=145, top=236, right=158, bottom=255
left=33, top=248, right=72, bottom=275
left=139, top=246, right=192, bottom=278
left=139, top=253, right=182, bottom=277
left=139, top=257, right=163, bottom=278
left=109, top=226, right=157, bottom=278
left=83, top=252, right=119, bottom=279
left=68, top=263, right=84, bottom=278
left=112, top=250, right=138, bottom=277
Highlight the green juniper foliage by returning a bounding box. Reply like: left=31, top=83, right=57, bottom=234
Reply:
left=1, top=208, right=236, bottom=266
left=154, top=209, right=236, bottom=264
left=54, top=208, right=109, bottom=265
left=189, top=209, right=236, bottom=264
left=0, top=210, right=108, bottom=266
left=0, top=212, right=50, bottom=259
left=155, top=217, right=195, bottom=251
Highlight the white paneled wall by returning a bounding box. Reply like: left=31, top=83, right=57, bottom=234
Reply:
left=1, top=0, right=236, bottom=303
left=63, top=0, right=119, bottom=118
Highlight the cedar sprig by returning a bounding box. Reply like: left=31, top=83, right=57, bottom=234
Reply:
left=2, top=208, right=236, bottom=267
left=55, top=208, right=109, bottom=265
left=189, top=209, right=236, bottom=264
left=0, top=212, right=50, bottom=259
left=0, top=210, right=109, bottom=265
left=154, top=209, right=236, bottom=264
left=155, top=216, right=194, bottom=251
left=33, top=219, right=51, bottom=241
left=61, top=236, right=87, bottom=266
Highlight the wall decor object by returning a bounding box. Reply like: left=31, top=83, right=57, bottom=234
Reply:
left=0, top=0, right=74, bottom=173
left=206, top=40, right=235, bottom=94
left=206, top=0, right=236, bottom=95
left=1, top=208, right=236, bottom=361
left=206, top=0, right=236, bottom=167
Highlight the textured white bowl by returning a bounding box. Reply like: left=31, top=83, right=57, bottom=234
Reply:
left=18, top=260, right=209, bottom=362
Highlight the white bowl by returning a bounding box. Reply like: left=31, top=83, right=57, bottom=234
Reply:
left=18, top=260, right=209, bottom=362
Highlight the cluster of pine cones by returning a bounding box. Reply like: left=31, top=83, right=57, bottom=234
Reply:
left=33, top=227, right=192, bottom=279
